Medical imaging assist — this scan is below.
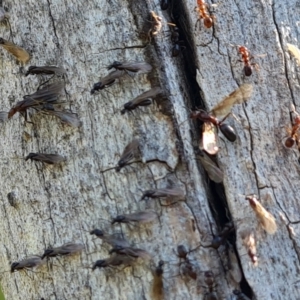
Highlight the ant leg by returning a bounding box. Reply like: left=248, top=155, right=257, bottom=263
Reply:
left=219, top=113, right=232, bottom=124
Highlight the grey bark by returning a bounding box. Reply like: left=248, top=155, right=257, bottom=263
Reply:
left=0, top=0, right=299, bottom=299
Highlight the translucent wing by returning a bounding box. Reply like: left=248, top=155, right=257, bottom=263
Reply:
left=210, top=84, right=253, bottom=117
left=122, top=210, right=157, bottom=223
left=131, top=87, right=163, bottom=104
left=246, top=195, right=277, bottom=234
left=101, top=70, right=126, bottom=84
left=287, top=43, right=300, bottom=66
left=48, top=110, right=81, bottom=127
left=27, top=82, right=65, bottom=101
left=117, top=61, right=153, bottom=73
left=198, top=151, right=223, bottom=183
left=0, top=38, right=30, bottom=64
left=200, top=122, right=218, bottom=155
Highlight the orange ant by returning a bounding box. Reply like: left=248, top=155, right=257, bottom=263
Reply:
left=238, top=46, right=259, bottom=76
left=195, top=0, right=215, bottom=29
left=284, top=105, right=300, bottom=149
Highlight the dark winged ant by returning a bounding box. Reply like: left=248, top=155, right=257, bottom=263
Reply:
left=111, top=210, right=157, bottom=225
left=116, top=139, right=140, bottom=172
left=92, top=254, right=135, bottom=271
left=109, top=245, right=151, bottom=261
left=121, top=87, right=162, bottom=115
left=107, top=61, right=152, bottom=74
left=8, top=82, right=65, bottom=120
left=25, top=153, right=66, bottom=165
left=25, top=66, right=66, bottom=76
left=91, top=70, right=126, bottom=94
left=41, top=243, right=84, bottom=259
left=11, top=256, right=45, bottom=273
left=90, top=229, right=130, bottom=248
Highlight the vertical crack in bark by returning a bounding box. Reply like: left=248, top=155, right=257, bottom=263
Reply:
left=271, top=187, right=300, bottom=264
left=271, top=1, right=295, bottom=104
left=243, top=110, right=260, bottom=190
left=169, top=0, right=255, bottom=297
left=46, top=0, right=60, bottom=49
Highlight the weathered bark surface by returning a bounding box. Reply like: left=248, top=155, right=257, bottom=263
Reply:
left=0, top=0, right=299, bottom=299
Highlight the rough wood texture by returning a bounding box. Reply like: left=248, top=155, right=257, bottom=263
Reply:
left=0, top=0, right=299, bottom=299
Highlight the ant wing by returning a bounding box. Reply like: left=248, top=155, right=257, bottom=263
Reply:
left=197, top=151, right=223, bottom=183
left=57, top=242, right=85, bottom=255
left=116, top=139, right=141, bottom=171
left=100, top=70, right=126, bottom=83
left=132, top=87, right=163, bottom=104
left=120, top=62, right=153, bottom=74
left=120, top=210, right=158, bottom=223
left=246, top=196, right=277, bottom=234
left=257, top=207, right=277, bottom=235
left=210, top=84, right=253, bottom=117
left=15, top=255, right=45, bottom=270
left=28, top=82, right=65, bottom=101
left=46, top=110, right=81, bottom=128
left=200, top=122, right=218, bottom=155
left=0, top=39, right=30, bottom=64
left=25, top=153, right=66, bottom=164
left=154, top=187, right=186, bottom=202
left=287, top=43, right=300, bottom=66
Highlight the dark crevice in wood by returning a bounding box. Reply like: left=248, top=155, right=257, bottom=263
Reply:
left=170, top=0, right=255, bottom=298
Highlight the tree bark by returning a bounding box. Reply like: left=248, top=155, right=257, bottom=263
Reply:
left=0, top=0, right=299, bottom=299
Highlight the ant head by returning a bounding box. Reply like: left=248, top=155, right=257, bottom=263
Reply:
left=41, top=249, right=54, bottom=259
left=177, top=245, right=188, bottom=257
left=10, top=262, right=18, bottom=272
left=25, top=153, right=37, bottom=161
left=245, top=194, right=259, bottom=208
left=111, top=215, right=125, bottom=224
left=92, top=259, right=106, bottom=271
left=93, top=82, right=102, bottom=91
left=90, top=229, right=104, bottom=237
left=109, top=245, right=123, bottom=254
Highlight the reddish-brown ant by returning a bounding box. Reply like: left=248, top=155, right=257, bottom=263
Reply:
left=284, top=105, right=300, bottom=149
left=238, top=46, right=258, bottom=76
left=191, top=84, right=253, bottom=155
left=195, top=0, right=215, bottom=29
left=191, top=110, right=236, bottom=144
